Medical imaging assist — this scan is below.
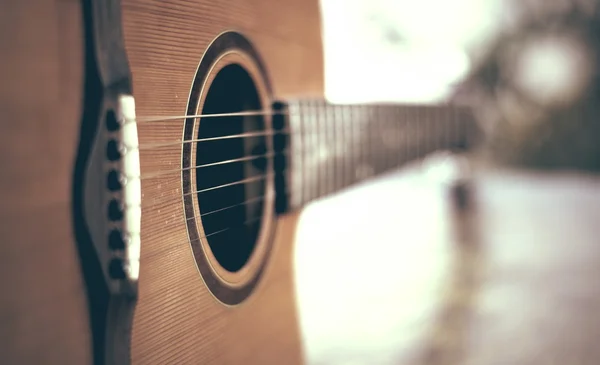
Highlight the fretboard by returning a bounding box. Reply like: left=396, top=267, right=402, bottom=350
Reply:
left=272, top=99, right=480, bottom=213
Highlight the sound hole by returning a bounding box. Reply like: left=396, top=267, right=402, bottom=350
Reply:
left=195, top=64, right=267, bottom=273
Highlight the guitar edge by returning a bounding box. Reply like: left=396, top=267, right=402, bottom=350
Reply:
left=0, top=0, right=92, bottom=364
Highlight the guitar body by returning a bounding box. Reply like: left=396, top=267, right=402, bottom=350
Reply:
left=0, top=0, right=92, bottom=364
left=1, top=0, right=322, bottom=364
left=123, top=1, right=323, bottom=364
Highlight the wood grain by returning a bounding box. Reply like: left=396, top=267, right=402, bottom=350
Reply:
left=0, top=1, right=91, bottom=364
left=122, top=0, right=324, bottom=363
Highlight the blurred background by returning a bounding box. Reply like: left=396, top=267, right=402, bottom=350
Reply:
left=320, top=0, right=501, bottom=103
left=294, top=1, right=600, bottom=364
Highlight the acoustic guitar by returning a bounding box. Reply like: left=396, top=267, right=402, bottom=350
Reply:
left=8, top=0, right=571, bottom=364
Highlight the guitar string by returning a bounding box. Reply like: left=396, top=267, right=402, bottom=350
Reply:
left=134, top=124, right=438, bottom=183
left=131, top=103, right=466, bottom=124
left=133, top=190, right=284, bottom=241
left=132, top=109, right=279, bottom=124
left=132, top=108, right=434, bottom=149
left=131, top=141, right=458, bottom=242
left=126, top=109, right=458, bottom=182
left=131, top=123, right=456, bottom=210
left=121, top=108, right=464, bottom=239
left=130, top=119, right=458, bottom=193
left=137, top=129, right=289, bottom=150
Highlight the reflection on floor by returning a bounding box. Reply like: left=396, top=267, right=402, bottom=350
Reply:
left=294, top=160, right=600, bottom=365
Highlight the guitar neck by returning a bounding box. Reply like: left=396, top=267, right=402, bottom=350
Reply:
left=272, top=99, right=480, bottom=212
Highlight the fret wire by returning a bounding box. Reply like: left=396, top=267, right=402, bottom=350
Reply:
left=370, top=105, right=376, bottom=173
left=313, top=101, right=322, bottom=201
left=290, top=102, right=303, bottom=209
left=331, top=104, right=338, bottom=192
left=344, top=105, right=353, bottom=187
left=381, top=105, right=389, bottom=173
left=335, top=104, right=344, bottom=192
left=306, top=101, right=313, bottom=205
left=336, top=105, right=343, bottom=192
left=416, top=106, right=422, bottom=159
left=327, top=102, right=335, bottom=195
left=322, top=101, right=328, bottom=199
left=383, top=106, right=390, bottom=172
left=308, top=101, right=316, bottom=204
left=323, top=105, right=335, bottom=193
left=323, top=101, right=331, bottom=198
left=374, top=106, right=380, bottom=173
left=372, top=106, right=380, bottom=174
left=322, top=101, right=329, bottom=199
left=305, top=101, right=312, bottom=202
left=366, top=106, right=372, bottom=175
left=386, top=106, right=394, bottom=170
left=425, top=106, right=430, bottom=156
left=311, top=100, right=319, bottom=200
left=351, top=105, right=359, bottom=184
left=356, top=105, right=364, bottom=184
left=380, top=106, right=387, bottom=171
left=414, top=107, right=420, bottom=158
left=397, top=106, right=404, bottom=165
left=379, top=106, right=385, bottom=171
left=318, top=101, right=327, bottom=197
left=334, top=104, right=340, bottom=190
left=406, top=107, right=413, bottom=162
left=418, top=106, right=424, bottom=158
left=322, top=102, right=330, bottom=195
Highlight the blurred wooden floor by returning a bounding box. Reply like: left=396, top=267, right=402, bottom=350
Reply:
left=293, top=159, right=600, bottom=364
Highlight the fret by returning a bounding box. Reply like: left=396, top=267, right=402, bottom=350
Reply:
left=419, top=106, right=428, bottom=157
left=329, top=105, right=344, bottom=192
left=325, top=102, right=335, bottom=196
left=287, top=101, right=302, bottom=209
left=448, top=105, right=458, bottom=151
left=343, top=104, right=354, bottom=188
left=333, top=104, right=343, bottom=193
left=381, top=106, right=391, bottom=172
left=405, top=106, right=415, bottom=162
left=444, top=106, right=452, bottom=150
left=452, top=106, right=463, bottom=152
left=404, top=106, right=413, bottom=162
left=392, top=107, right=400, bottom=167
left=323, top=103, right=331, bottom=195
left=354, top=104, right=364, bottom=184
left=426, top=106, right=433, bottom=155
left=314, top=100, right=323, bottom=198
left=372, top=106, right=378, bottom=172
left=371, top=106, right=380, bottom=175
left=435, top=106, right=445, bottom=151
left=413, top=106, right=422, bottom=158
left=351, top=104, right=361, bottom=184
left=359, top=105, right=368, bottom=177
left=324, top=101, right=333, bottom=196
left=365, top=106, right=373, bottom=175
left=425, top=106, right=434, bottom=153
left=372, top=105, right=383, bottom=175
left=397, top=106, right=405, bottom=165
left=381, top=106, right=388, bottom=170
left=308, top=100, right=319, bottom=202
left=300, top=101, right=310, bottom=205
left=440, top=106, right=449, bottom=150
left=383, top=106, right=395, bottom=171
left=277, top=98, right=479, bottom=213
left=424, top=106, right=432, bottom=155
left=421, top=106, right=427, bottom=156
